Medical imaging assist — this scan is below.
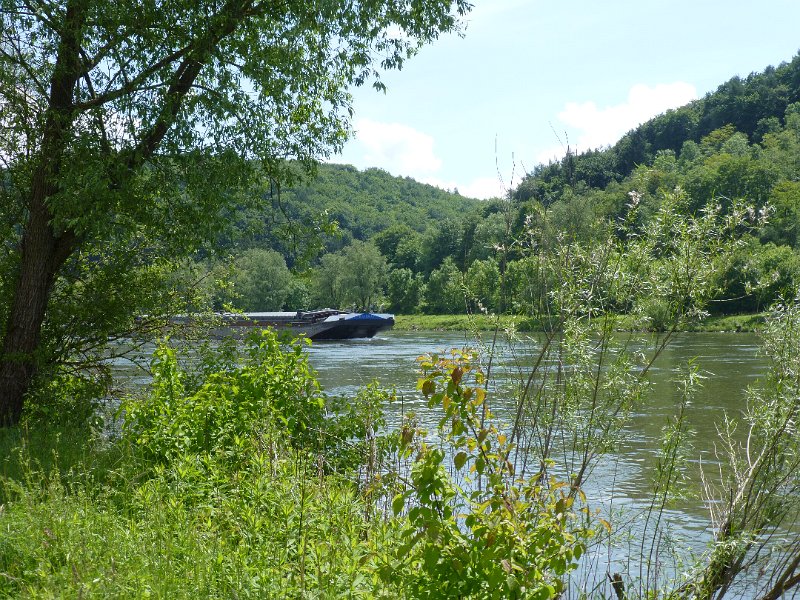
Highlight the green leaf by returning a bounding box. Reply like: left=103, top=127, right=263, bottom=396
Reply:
left=392, top=493, right=405, bottom=516
left=454, top=451, right=467, bottom=470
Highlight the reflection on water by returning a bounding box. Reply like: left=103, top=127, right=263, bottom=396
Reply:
left=308, top=331, right=765, bottom=464
left=308, top=330, right=768, bottom=511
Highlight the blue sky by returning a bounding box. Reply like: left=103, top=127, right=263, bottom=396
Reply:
left=334, top=0, right=800, bottom=199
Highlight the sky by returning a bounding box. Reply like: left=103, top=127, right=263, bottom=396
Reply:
left=334, top=0, right=800, bottom=199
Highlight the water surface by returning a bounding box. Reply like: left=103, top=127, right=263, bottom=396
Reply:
left=308, top=330, right=777, bottom=594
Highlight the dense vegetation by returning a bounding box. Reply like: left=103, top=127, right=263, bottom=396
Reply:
left=3, top=191, right=799, bottom=597
left=0, top=0, right=472, bottom=425
left=2, top=1, right=800, bottom=596
left=207, top=55, right=800, bottom=319
left=0, top=331, right=592, bottom=598
left=517, top=54, right=800, bottom=200
left=259, top=164, right=480, bottom=258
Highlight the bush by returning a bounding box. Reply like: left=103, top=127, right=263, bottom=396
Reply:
left=121, top=329, right=326, bottom=464
left=379, top=351, right=592, bottom=599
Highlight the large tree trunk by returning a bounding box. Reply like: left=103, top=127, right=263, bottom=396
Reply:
left=0, top=0, right=84, bottom=426
left=0, top=0, right=248, bottom=426
left=0, top=183, right=74, bottom=426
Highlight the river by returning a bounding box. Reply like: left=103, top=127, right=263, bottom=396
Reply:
left=306, top=329, right=779, bottom=596
left=115, top=328, right=783, bottom=595
left=307, top=330, right=766, bottom=476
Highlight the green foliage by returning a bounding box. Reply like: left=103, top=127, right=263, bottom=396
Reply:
left=2, top=203, right=800, bottom=597
left=313, top=251, right=350, bottom=308
left=423, top=257, right=465, bottom=314
left=621, top=189, right=759, bottom=329
left=122, top=330, right=326, bottom=463
left=220, top=163, right=482, bottom=273
left=379, top=351, right=591, bottom=599
left=323, top=381, right=394, bottom=477
left=466, top=211, right=509, bottom=263
left=394, top=232, right=425, bottom=271
left=465, top=258, right=502, bottom=313
left=717, top=239, right=800, bottom=313
left=190, top=57, right=800, bottom=323
left=420, top=220, right=466, bottom=274
left=675, top=298, right=800, bottom=599
left=761, top=180, right=800, bottom=247
left=0, top=0, right=474, bottom=424
left=0, top=328, right=402, bottom=596
left=387, top=267, right=426, bottom=314
left=341, top=240, right=388, bottom=311
left=510, top=55, right=800, bottom=301
left=228, top=248, right=294, bottom=311
left=22, top=369, right=108, bottom=432
left=311, top=240, right=387, bottom=310
left=0, top=325, right=603, bottom=599
left=0, top=429, right=385, bottom=598
left=373, top=224, right=418, bottom=264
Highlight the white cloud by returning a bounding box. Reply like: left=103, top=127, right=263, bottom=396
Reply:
left=458, top=177, right=508, bottom=200
left=354, top=118, right=442, bottom=176
left=538, top=81, right=697, bottom=162
left=348, top=119, right=507, bottom=200
left=423, top=176, right=507, bottom=200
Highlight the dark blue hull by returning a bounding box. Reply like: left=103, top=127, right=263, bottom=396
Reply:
left=309, top=315, right=395, bottom=339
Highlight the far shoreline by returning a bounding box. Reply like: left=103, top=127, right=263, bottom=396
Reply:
left=392, top=313, right=767, bottom=334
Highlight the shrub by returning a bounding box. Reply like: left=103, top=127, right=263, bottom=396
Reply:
left=121, top=329, right=326, bottom=464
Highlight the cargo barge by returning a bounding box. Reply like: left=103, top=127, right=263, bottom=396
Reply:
left=172, top=309, right=394, bottom=340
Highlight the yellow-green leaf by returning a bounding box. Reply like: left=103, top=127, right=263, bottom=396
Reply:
left=392, top=493, right=405, bottom=516
left=454, top=451, right=467, bottom=470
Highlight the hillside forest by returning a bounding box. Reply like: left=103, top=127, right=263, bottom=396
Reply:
left=201, top=53, right=800, bottom=319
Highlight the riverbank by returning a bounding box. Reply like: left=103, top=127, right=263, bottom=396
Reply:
left=393, top=312, right=767, bottom=333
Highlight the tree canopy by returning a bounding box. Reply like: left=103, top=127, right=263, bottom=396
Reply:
left=0, top=0, right=472, bottom=425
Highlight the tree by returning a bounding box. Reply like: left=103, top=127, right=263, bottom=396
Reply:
left=312, top=252, right=348, bottom=310
left=762, top=181, right=800, bottom=248
left=0, top=0, right=472, bottom=425
left=419, top=219, right=464, bottom=274
left=386, top=267, right=424, bottom=314
left=423, top=257, right=464, bottom=314
left=230, top=248, right=293, bottom=311
left=393, top=233, right=424, bottom=271
left=372, top=224, right=416, bottom=265
left=465, top=211, right=508, bottom=264
left=341, top=241, right=387, bottom=311
left=311, top=241, right=386, bottom=311
left=464, top=257, right=500, bottom=312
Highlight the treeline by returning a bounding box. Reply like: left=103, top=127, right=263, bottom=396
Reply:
left=516, top=53, right=800, bottom=201
left=202, top=55, right=800, bottom=317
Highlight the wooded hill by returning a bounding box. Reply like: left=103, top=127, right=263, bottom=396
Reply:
left=283, top=164, right=480, bottom=243
left=215, top=52, right=800, bottom=317
left=228, top=164, right=481, bottom=264
left=515, top=52, right=800, bottom=203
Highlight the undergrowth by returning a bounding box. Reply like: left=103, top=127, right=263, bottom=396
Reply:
left=0, top=329, right=589, bottom=599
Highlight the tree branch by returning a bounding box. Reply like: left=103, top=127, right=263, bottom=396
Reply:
left=129, top=0, right=258, bottom=163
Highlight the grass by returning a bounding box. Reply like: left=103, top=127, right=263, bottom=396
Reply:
left=393, top=312, right=768, bottom=333
left=0, top=423, right=393, bottom=598
left=394, top=313, right=539, bottom=332
left=0, top=333, right=398, bottom=599
left=681, top=312, right=767, bottom=332
left=0, top=330, right=587, bottom=599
